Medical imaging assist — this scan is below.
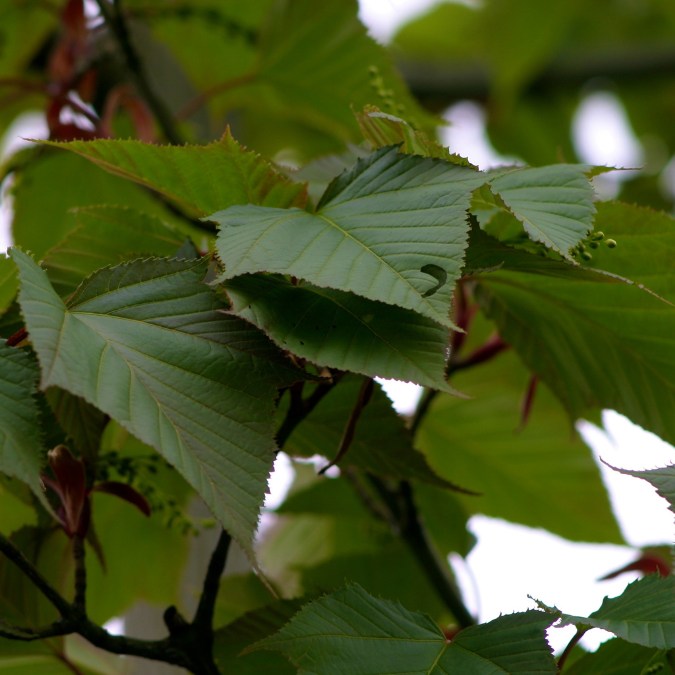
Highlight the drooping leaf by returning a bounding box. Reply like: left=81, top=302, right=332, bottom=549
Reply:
left=416, top=346, right=622, bottom=543
left=485, top=164, right=596, bottom=257
left=41, top=130, right=307, bottom=218
left=42, top=206, right=188, bottom=297
left=251, top=584, right=557, bottom=674
left=566, top=638, right=673, bottom=675
left=607, top=464, right=675, bottom=516
left=10, top=250, right=297, bottom=554
left=470, top=233, right=675, bottom=446
left=283, top=375, right=453, bottom=486
left=224, top=275, right=455, bottom=391
left=560, top=576, right=675, bottom=649
left=213, top=146, right=486, bottom=327
left=0, top=344, right=47, bottom=509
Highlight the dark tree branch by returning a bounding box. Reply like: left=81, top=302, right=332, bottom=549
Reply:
left=72, top=535, right=87, bottom=613
left=557, top=626, right=588, bottom=671
left=94, top=0, right=183, bottom=144
left=193, top=529, right=231, bottom=635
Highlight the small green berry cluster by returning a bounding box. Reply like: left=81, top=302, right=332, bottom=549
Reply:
left=571, top=231, right=617, bottom=261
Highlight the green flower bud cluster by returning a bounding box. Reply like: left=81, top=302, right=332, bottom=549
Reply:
left=571, top=231, right=617, bottom=261
left=368, top=64, right=406, bottom=115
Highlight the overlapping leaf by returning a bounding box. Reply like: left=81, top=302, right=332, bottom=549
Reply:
left=223, top=275, right=454, bottom=390
left=213, top=146, right=485, bottom=328
left=251, top=584, right=557, bottom=674
left=0, top=345, right=47, bottom=508
left=566, top=638, right=672, bottom=675
left=43, top=207, right=187, bottom=297
left=0, top=255, right=17, bottom=315
left=608, top=464, right=675, bottom=515
left=41, top=130, right=306, bottom=217
left=559, top=576, right=675, bottom=649
left=469, top=231, right=675, bottom=445
left=416, top=347, right=622, bottom=543
left=283, top=375, right=454, bottom=486
left=482, top=165, right=596, bottom=256
left=10, top=250, right=298, bottom=553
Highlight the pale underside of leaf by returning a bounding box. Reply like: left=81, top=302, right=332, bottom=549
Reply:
left=213, top=146, right=486, bottom=327
left=11, top=250, right=284, bottom=553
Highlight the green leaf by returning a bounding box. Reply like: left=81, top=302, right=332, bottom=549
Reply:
left=0, top=254, right=18, bottom=316
left=607, top=464, right=675, bottom=515
left=213, top=146, right=486, bottom=327
left=471, top=236, right=675, bottom=446
left=587, top=202, right=675, bottom=302
left=42, top=131, right=306, bottom=218
left=42, top=207, right=187, bottom=297
left=224, top=275, right=454, bottom=391
left=251, top=584, right=557, bottom=674
left=566, top=638, right=672, bottom=675
left=416, top=346, right=622, bottom=543
left=10, top=250, right=293, bottom=554
left=0, top=345, right=47, bottom=509
left=284, top=375, right=453, bottom=486
left=486, top=165, right=596, bottom=257
left=560, top=576, right=675, bottom=649
left=10, top=151, right=183, bottom=258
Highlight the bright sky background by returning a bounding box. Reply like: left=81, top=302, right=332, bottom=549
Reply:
left=1, top=0, right=672, bottom=656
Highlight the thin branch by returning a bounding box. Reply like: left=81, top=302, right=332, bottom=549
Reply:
left=409, top=388, right=438, bottom=437
left=193, top=529, right=231, bottom=633
left=95, top=0, right=183, bottom=144
left=319, top=377, right=374, bottom=474
left=557, top=626, right=588, bottom=671
left=72, top=535, right=87, bottom=613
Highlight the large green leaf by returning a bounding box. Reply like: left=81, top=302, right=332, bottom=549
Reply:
left=42, top=131, right=306, bottom=218
left=0, top=344, right=46, bottom=509
left=560, top=576, right=675, bottom=649
left=251, top=584, right=557, bottom=674
left=566, top=638, right=673, bottom=675
left=283, top=375, right=452, bottom=486
left=10, top=250, right=295, bottom=553
left=587, top=201, right=675, bottom=301
left=416, top=348, right=622, bottom=543
left=213, top=146, right=485, bottom=327
left=42, top=207, right=187, bottom=297
left=485, top=164, right=596, bottom=257
left=470, top=235, right=675, bottom=445
left=223, top=275, right=454, bottom=391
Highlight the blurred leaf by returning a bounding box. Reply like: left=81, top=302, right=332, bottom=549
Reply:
left=251, top=584, right=557, bottom=674
left=213, top=146, right=485, bottom=327
left=224, top=275, right=454, bottom=391
left=566, top=638, right=672, bottom=675
left=0, top=344, right=47, bottom=510
left=42, top=206, right=188, bottom=297
left=587, top=201, right=675, bottom=301
left=213, top=573, right=276, bottom=629
left=0, top=3, right=55, bottom=78
left=42, top=131, right=306, bottom=218
left=560, top=576, right=675, bottom=649
left=10, top=151, right=182, bottom=258
left=0, top=475, right=36, bottom=536
left=11, top=251, right=290, bottom=555
left=417, top=349, right=622, bottom=543
left=213, top=600, right=301, bottom=675
left=471, top=235, right=675, bottom=446
left=0, top=255, right=18, bottom=316
left=284, top=375, right=452, bottom=487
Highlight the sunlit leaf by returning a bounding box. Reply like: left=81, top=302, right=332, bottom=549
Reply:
left=11, top=250, right=296, bottom=554
left=251, top=584, right=557, bottom=674
left=213, top=146, right=485, bottom=327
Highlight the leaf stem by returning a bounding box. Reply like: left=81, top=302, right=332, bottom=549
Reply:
left=557, top=626, right=587, bottom=671
left=94, top=0, right=183, bottom=145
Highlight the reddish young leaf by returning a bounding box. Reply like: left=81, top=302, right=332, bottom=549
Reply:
left=92, top=481, right=152, bottom=518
